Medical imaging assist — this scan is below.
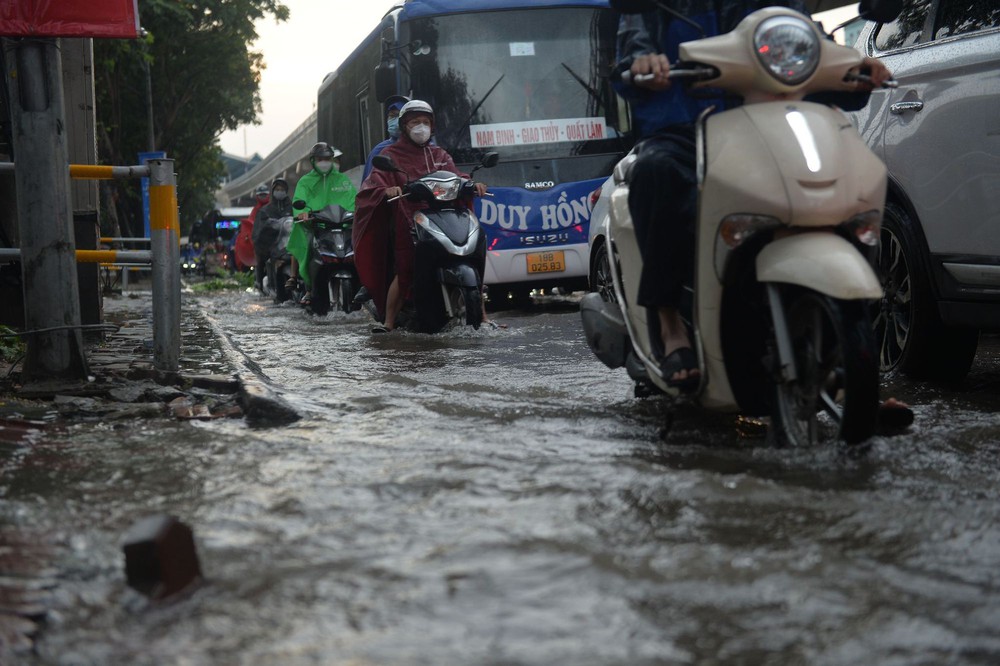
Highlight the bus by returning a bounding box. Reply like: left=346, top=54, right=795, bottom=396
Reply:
left=317, top=0, right=632, bottom=303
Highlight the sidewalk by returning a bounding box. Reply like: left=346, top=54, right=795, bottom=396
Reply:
left=0, top=289, right=298, bottom=659
left=1, top=290, right=298, bottom=426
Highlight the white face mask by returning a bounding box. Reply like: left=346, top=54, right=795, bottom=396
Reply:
left=315, top=160, right=333, bottom=173
left=409, top=123, right=431, bottom=145
left=272, top=190, right=287, bottom=201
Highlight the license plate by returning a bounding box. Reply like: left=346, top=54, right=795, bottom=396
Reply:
left=526, top=250, right=565, bottom=274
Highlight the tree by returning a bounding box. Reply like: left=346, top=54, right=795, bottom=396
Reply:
left=94, top=0, right=288, bottom=235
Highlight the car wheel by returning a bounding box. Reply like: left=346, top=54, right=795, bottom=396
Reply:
left=873, top=202, right=978, bottom=381
left=589, top=240, right=616, bottom=304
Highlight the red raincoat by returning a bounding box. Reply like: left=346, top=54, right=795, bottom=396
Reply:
left=352, top=136, right=469, bottom=321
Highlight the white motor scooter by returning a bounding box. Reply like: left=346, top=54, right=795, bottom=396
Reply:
left=581, top=0, right=900, bottom=446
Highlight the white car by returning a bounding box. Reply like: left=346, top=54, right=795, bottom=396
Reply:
left=850, top=1, right=1000, bottom=381
left=585, top=174, right=617, bottom=303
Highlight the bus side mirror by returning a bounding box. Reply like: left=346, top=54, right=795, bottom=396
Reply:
left=374, top=62, right=396, bottom=103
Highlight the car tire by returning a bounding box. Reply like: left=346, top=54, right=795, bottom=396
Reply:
left=874, top=202, right=978, bottom=382
left=589, top=240, right=616, bottom=303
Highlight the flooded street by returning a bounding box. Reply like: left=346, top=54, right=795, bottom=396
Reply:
left=6, top=290, right=1000, bottom=664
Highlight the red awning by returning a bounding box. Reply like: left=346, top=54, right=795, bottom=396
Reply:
left=0, top=0, right=140, bottom=39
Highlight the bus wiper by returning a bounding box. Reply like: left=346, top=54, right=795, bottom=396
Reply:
left=451, top=74, right=505, bottom=145
left=561, top=62, right=603, bottom=107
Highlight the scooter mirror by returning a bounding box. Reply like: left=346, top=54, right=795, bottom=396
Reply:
left=292, top=199, right=307, bottom=210
left=371, top=155, right=399, bottom=172
left=858, top=0, right=901, bottom=23
left=481, top=152, right=500, bottom=169
left=608, top=0, right=658, bottom=13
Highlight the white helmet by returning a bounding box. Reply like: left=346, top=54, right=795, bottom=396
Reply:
left=399, top=99, right=434, bottom=125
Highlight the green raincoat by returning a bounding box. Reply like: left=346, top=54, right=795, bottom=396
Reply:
left=288, top=168, right=357, bottom=287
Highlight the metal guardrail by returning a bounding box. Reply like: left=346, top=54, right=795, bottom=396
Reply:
left=0, top=159, right=181, bottom=372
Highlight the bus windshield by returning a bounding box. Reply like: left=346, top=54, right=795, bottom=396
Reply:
left=404, top=7, right=627, bottom=164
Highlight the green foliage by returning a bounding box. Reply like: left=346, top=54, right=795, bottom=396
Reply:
left=94, top=0, right=289, bottom=236
left=0, top=326, right=25, bottom=364
left=190, top=271, right=256, bottom=292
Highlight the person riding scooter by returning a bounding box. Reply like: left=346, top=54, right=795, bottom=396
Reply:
left=287, top=142, right=357, bottom=301
left=362, top=95, right=410, bottom=181
left=252, top=178, right=293, bottom=293
left=613, top=0, right=891, bottom=392
left=353, top=100, right=488, bottom=332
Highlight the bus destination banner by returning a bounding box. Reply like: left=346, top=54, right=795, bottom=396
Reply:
left=474, top=177, right=606, bottom=252
left=470, top=118, right=608, bottom=149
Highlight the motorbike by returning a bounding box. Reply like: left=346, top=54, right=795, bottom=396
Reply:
left=581, top=0, right=901, bottom=446
left=292, top=202, right=360, bottom=316
left=259, top=214, right=295, bottom=304
left=371, top=151, right=498, bottom=333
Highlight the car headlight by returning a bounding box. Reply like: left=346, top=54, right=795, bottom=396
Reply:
left=754, top=15, right=820, bottom=86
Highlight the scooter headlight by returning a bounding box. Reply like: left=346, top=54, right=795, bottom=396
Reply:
left=754, top=15, right=820, bottom=86
left=423, top=177, right=462, bottom=201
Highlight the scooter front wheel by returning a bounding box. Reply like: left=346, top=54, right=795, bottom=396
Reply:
left=771, top=290, right=879, bottom=447
left=338, top=278, right=357, bottom=314
left=462, top=286, right=483, bottom=329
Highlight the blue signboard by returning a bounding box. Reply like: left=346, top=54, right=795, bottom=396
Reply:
left=138, top=150, right=167, bottom=237
left=473, top=177, right=605, bottom=252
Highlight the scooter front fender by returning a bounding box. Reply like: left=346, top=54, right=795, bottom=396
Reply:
left=439, top=263, right=479, bottom=288
left=756, top=233, right=881, bottom=300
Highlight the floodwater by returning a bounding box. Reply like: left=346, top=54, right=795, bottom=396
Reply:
left=6, top=290, right=1000, bottom=665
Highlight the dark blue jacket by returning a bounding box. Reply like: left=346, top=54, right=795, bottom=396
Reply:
left=615, top=1, right=867, bottom=138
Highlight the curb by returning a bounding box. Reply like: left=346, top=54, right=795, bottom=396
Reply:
left=193, top=297, right=300, bottom=427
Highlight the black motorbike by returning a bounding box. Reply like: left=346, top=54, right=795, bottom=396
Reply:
left=258, top=214, right=295, bottom=304
left=292, top=202, right=359, bottom=316
left=371, top=151, right=498, bottom=333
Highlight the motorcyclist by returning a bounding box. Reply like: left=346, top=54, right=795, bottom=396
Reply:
left=251, top=178, right=293, bottom=292
left=353, top=99, right=488, bottom=332
left=286, top=142, right=357, bottom=299
left=613, top=0, right=891, bottom=392
left=362, top=95, right=410, bottom=181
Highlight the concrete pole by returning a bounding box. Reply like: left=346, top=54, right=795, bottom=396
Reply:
left=3, top=38, right=88, bottom=383
left=147, top=158, right=180, bottom=372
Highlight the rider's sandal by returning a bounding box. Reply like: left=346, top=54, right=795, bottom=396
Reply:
left=875, top=398, right=914, bottom=436
left=657, top=347, right=700, bottom=394
left=371, top=324, right=390, bottom=334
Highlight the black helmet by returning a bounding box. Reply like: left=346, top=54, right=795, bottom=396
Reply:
left=270, top=178, right=288, bottom=193
left=310, top=141, right=343, bottom=161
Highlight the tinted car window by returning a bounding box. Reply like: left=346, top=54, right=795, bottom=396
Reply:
left=873, top=0, right=932, bottom=50
left=934, top=0, right=1000, bottom=39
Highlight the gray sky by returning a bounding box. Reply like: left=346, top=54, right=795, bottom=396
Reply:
left=218, top=0, right=401, bottom=158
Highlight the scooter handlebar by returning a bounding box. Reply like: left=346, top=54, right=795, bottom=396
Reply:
left=619, top=66, right=716, bottom=86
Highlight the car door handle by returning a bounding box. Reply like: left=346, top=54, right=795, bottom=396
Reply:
left=890, top=101, right=924, bottom=114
